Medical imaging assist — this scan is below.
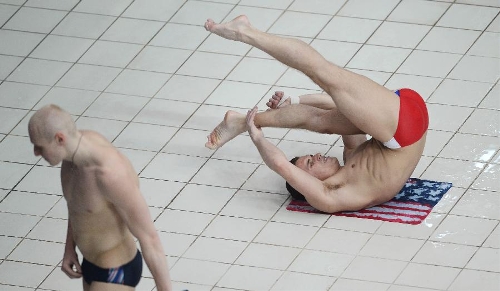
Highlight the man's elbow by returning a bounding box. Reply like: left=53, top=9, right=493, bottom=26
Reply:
left=139, top=231, right=162, bottom=250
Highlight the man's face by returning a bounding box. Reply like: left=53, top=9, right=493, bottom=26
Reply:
left=29, top=131, right=64, bottom=166
left=295, top=153, right=341, bottom=180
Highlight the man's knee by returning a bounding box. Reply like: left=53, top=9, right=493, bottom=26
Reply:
left=309, top=61, right=344, bottom=91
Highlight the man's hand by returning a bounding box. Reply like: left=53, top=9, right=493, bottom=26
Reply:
left=246, top=106, right=264, bottom=142
left=61, top=248, right=82, bottom=279
left=266, top=91, right=291, bottom=110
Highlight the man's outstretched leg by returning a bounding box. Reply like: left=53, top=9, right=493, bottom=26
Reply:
left=205, top=16, right=400, bottom=143
left=205, top=93, right=362, bottom=149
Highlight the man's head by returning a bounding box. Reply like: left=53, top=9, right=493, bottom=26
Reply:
left=28, top=104, right=77, bottom=166
left=285, top=153, right=341, bottom=200
left=294, top=153, right=341, bottom=180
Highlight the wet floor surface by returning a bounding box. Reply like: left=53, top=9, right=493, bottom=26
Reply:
left=0, top=0, right=499, bottom=290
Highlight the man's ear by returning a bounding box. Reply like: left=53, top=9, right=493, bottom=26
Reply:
left=54, top=132, right=65, bottom=145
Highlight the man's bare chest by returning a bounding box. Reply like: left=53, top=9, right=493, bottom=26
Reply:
left=62, top=168, right=108, bottom=214
left=345, top=141, right=400, bottom=179
left=345, top=141, right=414, bottom=191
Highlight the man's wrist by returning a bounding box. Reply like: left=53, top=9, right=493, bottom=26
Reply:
left=250, top=133, right=264, bottom=143
left=290, top=96, right=300, bottom=104
left=64, top=244, right=76, bottom=252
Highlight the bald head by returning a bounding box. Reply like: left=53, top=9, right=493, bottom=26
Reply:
left=28, top=104, right=77, bottom=142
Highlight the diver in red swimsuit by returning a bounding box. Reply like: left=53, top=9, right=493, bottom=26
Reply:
left=203, top=15, right=428, bottom=213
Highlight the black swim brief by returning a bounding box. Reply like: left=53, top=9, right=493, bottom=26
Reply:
left=82, top=249, right=142, bottom=287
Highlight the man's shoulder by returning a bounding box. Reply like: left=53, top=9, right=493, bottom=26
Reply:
left=83, top=131, right=126, bottom=165
left=84, top=130, right=113, bottom=149
left=98, top=150, right=134, bottom=176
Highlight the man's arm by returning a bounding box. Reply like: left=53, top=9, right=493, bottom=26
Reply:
left=99, top=162, right=171, bottom=291
left=246, top=107, right=341, bottom=213
left=61, top=220, right=83, bottom=279
left=267, top=91, right=336, bottom=110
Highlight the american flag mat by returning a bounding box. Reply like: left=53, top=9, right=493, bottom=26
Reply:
left=286, top=178, right=452, bottom=225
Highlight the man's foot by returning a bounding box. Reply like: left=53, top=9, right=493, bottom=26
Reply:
left=204, top=15, right=251, bottom=42
left=266, top=91, right=291, bottom=110
left=205, top=110, right=246, bottom=150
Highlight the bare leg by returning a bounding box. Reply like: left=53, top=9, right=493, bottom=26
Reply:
left=83, top=280, right=90, bottom=291
left=90, top=282, right=134, bottom=291
left=206, top=104, right=362, bottom=149
left=342, top=134, right=368, bottom=163
left=205, top=16, right=400, bottom=142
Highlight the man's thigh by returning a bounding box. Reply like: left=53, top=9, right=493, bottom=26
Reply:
left=89, top=281, right=135, bottom=291
left=321, top=108, right=364, bottom=135
left=316, top=63, right=400, bottom=142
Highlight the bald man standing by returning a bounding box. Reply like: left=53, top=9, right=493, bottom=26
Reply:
left=28, top=104, right=172, bottom=291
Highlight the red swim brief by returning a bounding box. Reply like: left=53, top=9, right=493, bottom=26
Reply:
left=383, top=88, right=429, bottom=149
